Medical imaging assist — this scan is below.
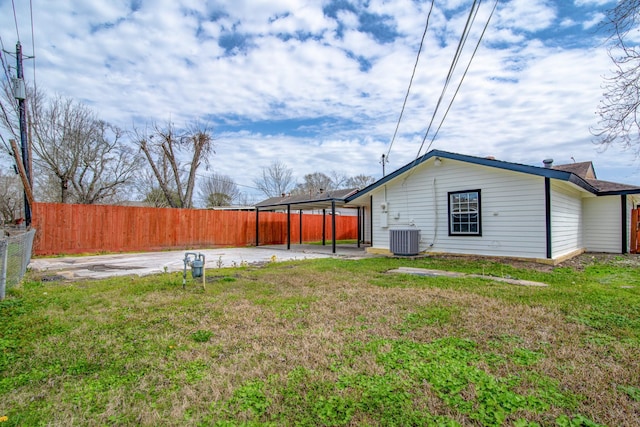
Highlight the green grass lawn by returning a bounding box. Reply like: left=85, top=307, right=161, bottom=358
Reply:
left=1, top=254, right=639, bottom=426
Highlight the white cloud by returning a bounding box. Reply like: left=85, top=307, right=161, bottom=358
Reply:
left=495, top=0, right=557, bottom=33
left=1, top=0, right=638, bottom=202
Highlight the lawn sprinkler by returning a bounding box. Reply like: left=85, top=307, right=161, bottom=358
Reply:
left=183, top=252, right=206, bottom=290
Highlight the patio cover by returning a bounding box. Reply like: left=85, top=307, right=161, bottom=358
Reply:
left=254, top=188, right=361, bottom=253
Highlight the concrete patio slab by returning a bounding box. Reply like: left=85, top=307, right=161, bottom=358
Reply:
left=29, top=246, right=347, bottom=280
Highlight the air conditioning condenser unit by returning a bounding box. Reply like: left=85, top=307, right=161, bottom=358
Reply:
left=389, top=228, right=420, bottom=256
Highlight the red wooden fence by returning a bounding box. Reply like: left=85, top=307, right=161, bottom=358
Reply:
left=31, top=203, right=358, bottom=256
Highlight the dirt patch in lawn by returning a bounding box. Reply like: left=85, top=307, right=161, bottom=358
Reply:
left=430, top=252, right=640, bottom=272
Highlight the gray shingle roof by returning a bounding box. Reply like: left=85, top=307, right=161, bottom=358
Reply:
left=585, top=179, right=640, bottom=194
left=552, top=161, right=596, bottom=179
left=255, top=188, right=359, bottom=210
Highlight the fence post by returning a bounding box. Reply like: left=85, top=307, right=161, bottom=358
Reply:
left=0, top=240, right=8, bottom=300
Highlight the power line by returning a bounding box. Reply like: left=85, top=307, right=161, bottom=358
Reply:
left=0, top=37, right=15, bottom=84
left=385, top=0, right=435, bottom=160
left=11, top=0, right=21, bottom=41
left=415, top=0, right=481, bottom=159
left=425, top=0, right=499, bottom=149
left=29, top=0, right=37, bottom=101
left=176, top=167, right=261, bottom=191
left=0, top=100, right=18, bottom=152
left=0, top=42, right=19, bottom=154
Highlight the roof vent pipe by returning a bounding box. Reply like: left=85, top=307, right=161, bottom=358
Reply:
left=543, top=158, right=553, bottom=168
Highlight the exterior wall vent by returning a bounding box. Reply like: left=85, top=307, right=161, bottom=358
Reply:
left=390, top=228, right=420, bottom=256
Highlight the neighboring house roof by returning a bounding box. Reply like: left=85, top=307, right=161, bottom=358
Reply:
left=346, top=150, right=640, bottom=203
left=550, top=161, right=640, bottom=195
left=585, top=179, right=640, bottom=195
left=209, top=206, right=256, bottom=211
left=117, top=200, right=154, bottom=207
left=552, top=161, right=596, bottom=179
left=255, top=188, right=359, bottom=210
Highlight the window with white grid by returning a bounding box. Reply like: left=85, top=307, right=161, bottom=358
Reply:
left=448, top=190, right=481, bottom=236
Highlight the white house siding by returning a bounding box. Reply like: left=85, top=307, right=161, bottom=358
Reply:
left=550, top=181, right=584, bottom=259
left=369, top=159, right=548, bottom=259
left=583, top=196, right=620, bottom=253
left=361, top=205, right=372, bottom=244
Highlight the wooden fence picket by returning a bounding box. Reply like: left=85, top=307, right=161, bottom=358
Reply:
left=30, top=203, right=358, bottom=256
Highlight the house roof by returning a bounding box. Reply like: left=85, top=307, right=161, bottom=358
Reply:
left=255, top=188, right=359, bottom=210
left=585, top=179, right=640, bottom=194
left=345, top=149, right=640, bottom=203
left=552, top=161, right=596, bottom=179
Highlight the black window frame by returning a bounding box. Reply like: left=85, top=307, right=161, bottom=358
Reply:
left=448, top=189, right=482, bottom=236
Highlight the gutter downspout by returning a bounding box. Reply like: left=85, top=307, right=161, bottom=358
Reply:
left=545, top=178, right=552, bottom=259
left=622, top=195, right=628, bottom=254
left=370, top=195, right=373, bottom=246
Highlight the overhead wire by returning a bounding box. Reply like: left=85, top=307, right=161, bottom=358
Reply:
left=0, top=37, right=14, bottom=83
left=0, top=41, right=18, bottom=153
left=425, top=0, right=499, bottom=149
left=415, top=0, right=481, bottom=159
left=29, top=0, right=37, bottom=99
left=177, top=166, right=262, bottom=191
left=11, top=0, right=21, bottom=41
left=385, top=0, right=435, bottom=160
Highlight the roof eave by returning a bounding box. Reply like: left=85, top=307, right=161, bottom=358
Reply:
left=596, top=189, right=640, bottom=196
left=256, top=196, right=354, bottom=210
left=346, top=149, right=597, bottom=202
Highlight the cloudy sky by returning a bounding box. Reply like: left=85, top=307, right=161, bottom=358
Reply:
left=1, top=0, right=637, bottom=203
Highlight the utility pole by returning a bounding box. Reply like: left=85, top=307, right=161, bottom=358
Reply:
left=15, top=42, right=31, bottom=227
left=379, top=153, right=389, bottom=177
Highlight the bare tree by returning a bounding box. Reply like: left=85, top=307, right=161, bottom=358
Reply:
left=254, top=161, right=295, bottom=197
left=143, top=187, right=181, bottom=208
left=346, top=174, right=376, bottom=189
left=594, top=0, right=640, bottom=153
left=199, top=173, right=241, bottom=207
left=71, top=121, right=141, bottom=204
left=0, top=168, right=22, bottom=223
left=1, top=86, right=140, bottom=204
left=136, top=156, right=179, bottom=207
left=32, top=96, right=140, bottom=203
left=291, top=172, right=335, bottom=196
left=134, top=121, right=214, bottom=208
left=329, top=170, right=349, bottom=189
left=290, top=171, right=373, bottom=196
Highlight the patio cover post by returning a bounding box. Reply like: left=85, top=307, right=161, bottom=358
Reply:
left=357, top=206, right=361, bottom=248
left=255, top=208, right=259, bottom=246
left=322, top=209, right=326, bottom=246
left=287, top=204, right=291, bottom=250
left=332, top=200, right=336, bottom=254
